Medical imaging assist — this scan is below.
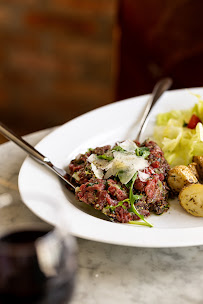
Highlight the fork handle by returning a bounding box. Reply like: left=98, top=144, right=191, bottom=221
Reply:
left=136, top=77, right=172, bottom=141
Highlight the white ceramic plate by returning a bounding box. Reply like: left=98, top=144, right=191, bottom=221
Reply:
left=19, top=88, right=203, bottom=248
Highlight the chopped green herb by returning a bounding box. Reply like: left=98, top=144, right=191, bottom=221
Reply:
left=135, top=147, right=150, bottom=159
left=116, top=170, right=125, bottom=180
left=112, top=145, right=125, bottom=152
left=183, top=121, right=188, bottom=127
left=97, top=154, right=113, bottom=161
left=85, top=170, right=92, bottom=175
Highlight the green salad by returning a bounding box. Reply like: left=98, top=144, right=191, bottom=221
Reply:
left=153, top=94, right=203, bottom=167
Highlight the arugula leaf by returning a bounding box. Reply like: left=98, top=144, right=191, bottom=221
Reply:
left=128, top=221, right=153, bottom=226
left=125, top=179, right=132, bottom=189
left=129, top=172, right=153, bottom=227
left=129, top=172, right=138, bottom=203
left=108, top=199, right=129, bottom=211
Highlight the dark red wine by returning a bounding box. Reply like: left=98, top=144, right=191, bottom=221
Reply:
left=1, top=229, right=47, bottom=243
left=0, top=228, right=76, bottom=304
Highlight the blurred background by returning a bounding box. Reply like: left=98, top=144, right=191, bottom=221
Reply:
left=0, top=0, right=203, bottom=143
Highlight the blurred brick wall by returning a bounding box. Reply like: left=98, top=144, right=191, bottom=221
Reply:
left=0, top=0, right=119, bottom=141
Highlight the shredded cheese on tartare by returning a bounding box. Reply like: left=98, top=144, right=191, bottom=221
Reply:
left=87, top=140, right=149, bottom=184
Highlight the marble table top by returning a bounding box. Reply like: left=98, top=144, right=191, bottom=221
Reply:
left=0, top=128, right=203, bottom=304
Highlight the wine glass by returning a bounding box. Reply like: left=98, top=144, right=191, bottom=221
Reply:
left=0, top=192, right=77, bottom=304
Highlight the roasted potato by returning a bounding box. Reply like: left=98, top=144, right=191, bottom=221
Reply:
left=192, top=156, right=203, bottom=180
left=179, top=184, right=203, bottom=217
left=167, top=165, right=198, bottom=193
left=188, top=162, right=200, bottom=180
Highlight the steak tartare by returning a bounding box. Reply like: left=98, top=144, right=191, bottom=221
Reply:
left=68, top=139, right=170, bottom=226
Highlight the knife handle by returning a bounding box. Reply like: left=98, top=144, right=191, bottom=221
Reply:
left=0, top=122, right=47, bottom=164
left=0, top=122, right=77, bottom=191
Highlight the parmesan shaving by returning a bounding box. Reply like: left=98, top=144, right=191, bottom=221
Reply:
left=91, top=163, right=104, bottom=179
left=104, top=151, right=149, bottom=184
left=138, top=171, right=150, bottom=182
left=119, top=139, right=138, bottom=152
left=87, top=140, right=149, bottom=184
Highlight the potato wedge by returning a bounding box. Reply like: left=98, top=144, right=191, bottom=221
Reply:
left=188, top=162, right=200, bottom=180
left=192, top=156, right=203, bottom=180
left=167, top=165, right=198, bottom=193
left=179, top=184, right=203, bottom=217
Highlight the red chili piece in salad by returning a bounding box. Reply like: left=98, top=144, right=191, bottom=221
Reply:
left=187, top=114, right=202, bottom=129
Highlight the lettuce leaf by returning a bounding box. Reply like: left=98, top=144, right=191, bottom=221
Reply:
left=153, top=95, right=203, bottom=167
